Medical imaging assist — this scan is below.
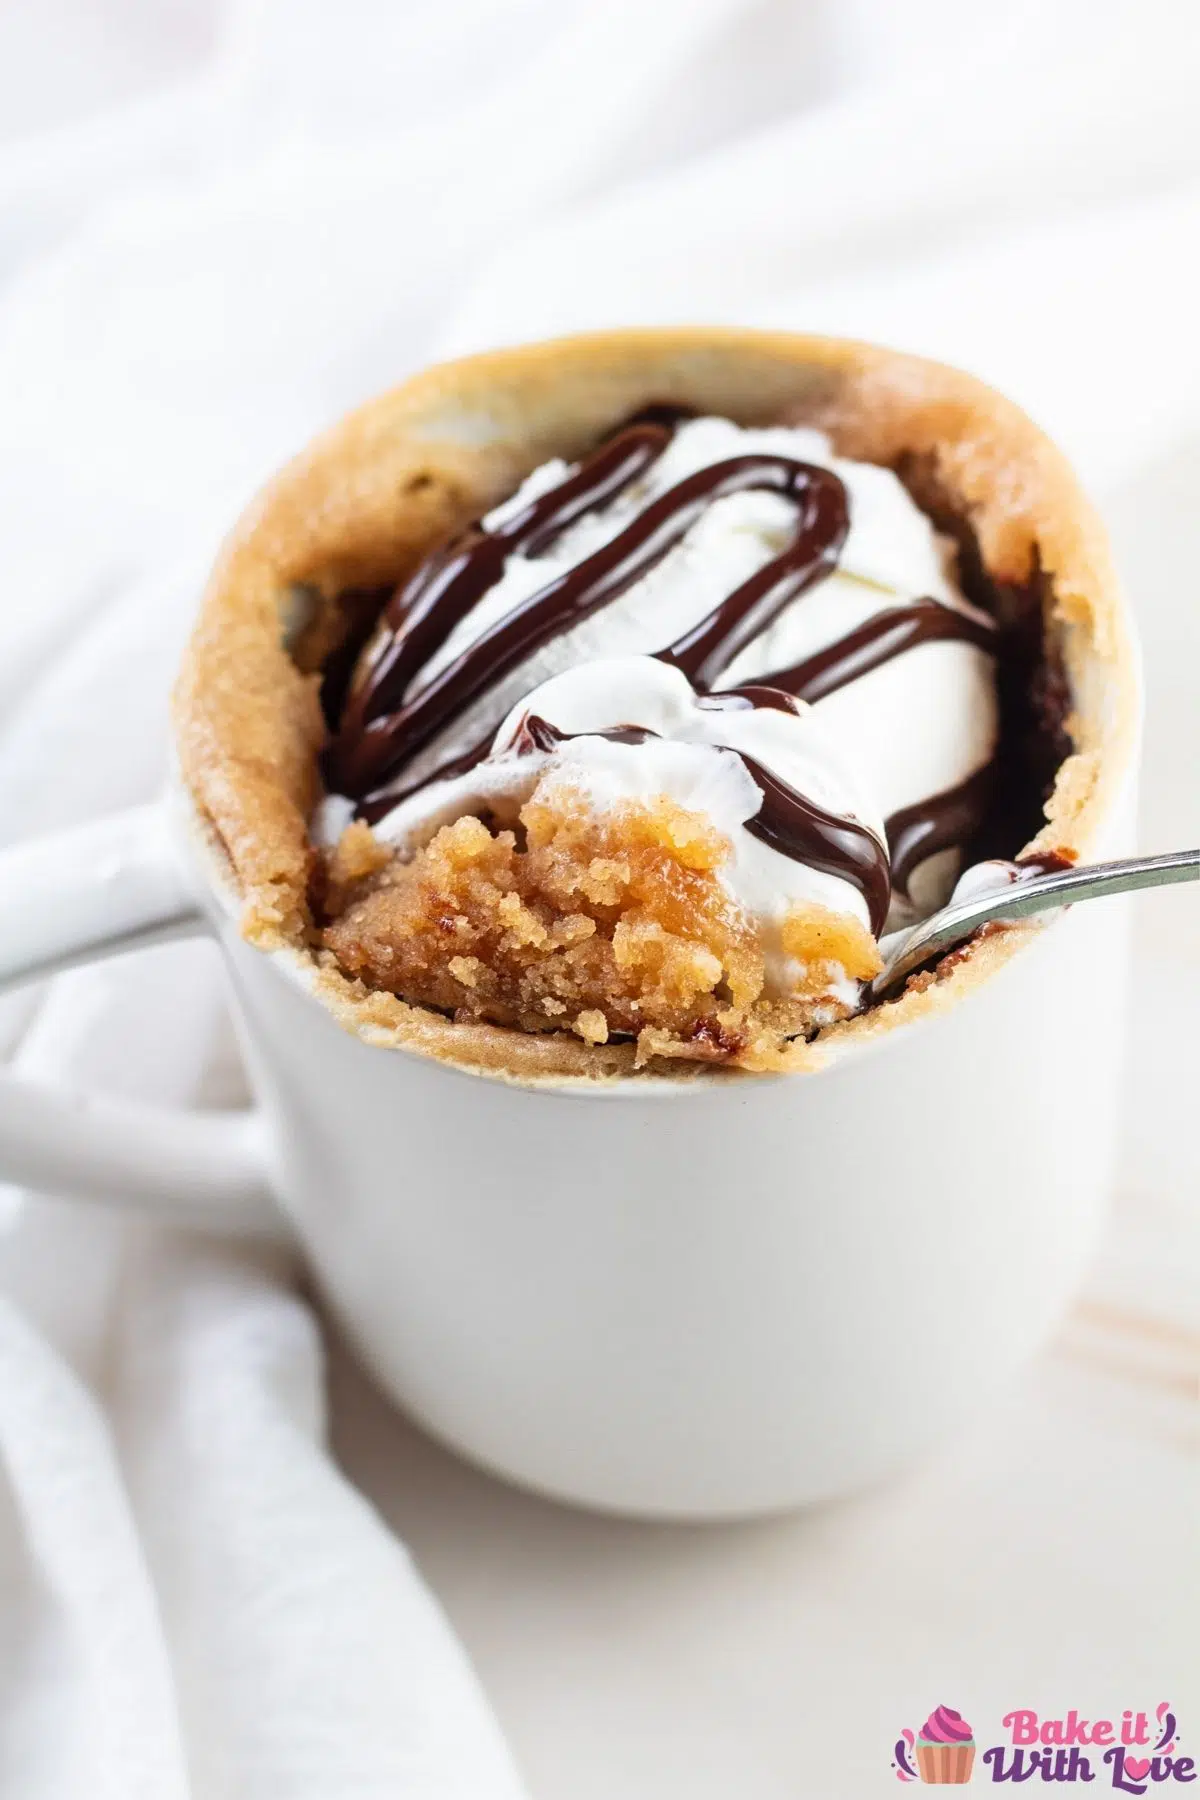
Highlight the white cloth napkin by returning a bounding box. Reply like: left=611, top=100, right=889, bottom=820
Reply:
left=0, top=2, right=1196, bottom=1795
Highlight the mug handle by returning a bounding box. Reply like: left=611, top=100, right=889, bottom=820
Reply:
left=0, top=804, right=286, bottom=1241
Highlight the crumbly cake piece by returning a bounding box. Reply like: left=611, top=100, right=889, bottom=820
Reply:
left=321, top=792, right=880, bottom=1070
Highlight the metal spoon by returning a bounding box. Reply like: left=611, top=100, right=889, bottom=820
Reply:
left=869, top=847, right=1200, bottom=1003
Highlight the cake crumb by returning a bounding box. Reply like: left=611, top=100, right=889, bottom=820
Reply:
left=575, top=1009, right=609, bottom=1045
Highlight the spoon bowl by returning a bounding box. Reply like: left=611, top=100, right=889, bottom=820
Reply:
left=870, top=847, right=1200, bottom=1003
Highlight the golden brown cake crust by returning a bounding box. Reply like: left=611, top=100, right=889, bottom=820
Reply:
left=173, top=327, right=1137, bottom=1083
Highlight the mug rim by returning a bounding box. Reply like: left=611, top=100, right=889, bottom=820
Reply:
left=172, top=325, right=1143, bottom=1091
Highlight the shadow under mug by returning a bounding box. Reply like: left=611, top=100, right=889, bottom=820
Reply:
left=0, top=774, right=1135, bottom=1520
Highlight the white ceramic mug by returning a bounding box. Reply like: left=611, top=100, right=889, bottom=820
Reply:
left=0, top=758, right=1136, bottom=1519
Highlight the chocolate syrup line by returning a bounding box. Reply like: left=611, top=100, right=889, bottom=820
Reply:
left=356, top=728, right=493, bottom=827
left=1014, top=849, right=1075, bottom=877
left=511, top=713, right=659, bottom=754
left=657, top=466, right=848, bottom=688
left=885, top=762, right=997, bottom=899
left=334, top=448, right=849, bottom=799
left=738, top=755, right=892, bottom=935
left=334, top=421, right=672, bottom=779
left=760, top=598, right=996, bottom=705
left=696, top=685, right=802, bottom=717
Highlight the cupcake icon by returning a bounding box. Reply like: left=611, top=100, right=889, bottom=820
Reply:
left=915, top=1706, right=975, bottom=1783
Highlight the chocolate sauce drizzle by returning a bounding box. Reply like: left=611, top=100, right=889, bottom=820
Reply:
left=656, top=462, right=848, bottom=687
left=511, top=714, right=658, bottom=754
left=1015, top=849, right=1076, bottom=877
left=738, top=755, right=892, bottom=934
left=762, top=598, right=996, bottom=705
left=330, top=414, right=1001, bottom=916
left=886, top=764, right=998, bottom=899
left=332, top=422, right=672, bottom=794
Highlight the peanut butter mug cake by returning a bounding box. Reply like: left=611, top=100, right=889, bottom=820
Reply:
left=0, top=328, right=1140, bottom=1514
left=175, top=328, right=1135, bottom=1079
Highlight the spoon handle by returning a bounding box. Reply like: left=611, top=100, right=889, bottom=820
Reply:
left=872, top=848, right=1200, bottom=1000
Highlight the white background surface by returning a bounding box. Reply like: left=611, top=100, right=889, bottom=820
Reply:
left=0, top=3, right=1196, bottom=1796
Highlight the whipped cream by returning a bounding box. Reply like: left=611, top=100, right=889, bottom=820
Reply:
left=392, top=416, right=997, bottom=820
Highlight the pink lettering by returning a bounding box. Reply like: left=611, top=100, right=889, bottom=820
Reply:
left=1093, top=1721, right=1114, bottom=1746
left=1004, top=1709, right=1039, bottom=1745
